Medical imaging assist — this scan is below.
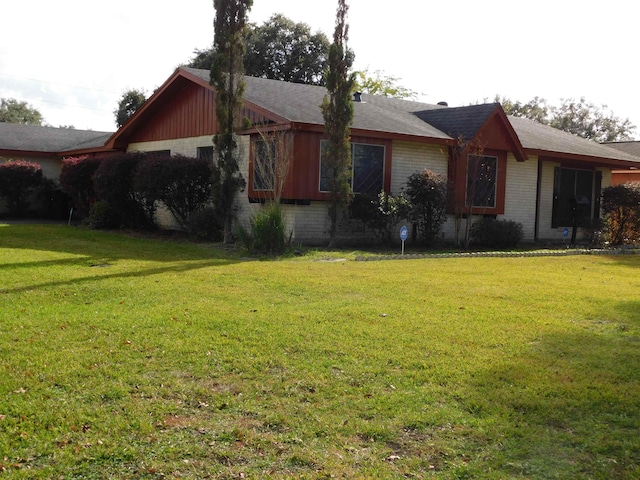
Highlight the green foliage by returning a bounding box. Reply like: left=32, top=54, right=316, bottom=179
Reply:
left=469, top=217, right=524, bottom=248
left=496, top=95, right=636, bottom=142
left=0, top=160, right=44, bottom=215
left=87, top=200, right=120, bottom=229
left=237, top=202, right=288, bottom=254
left=321, top=0, right=356, bottom=247
left=114, top=89, right=146, bottom=127
left=350, top=191, right=410, bottom=245
left=134, top=154, right=213, bottom=231
left=354, top=68, right=417, bottom=99
left=59, top=155, right=103, bottom=216
left=93, top=153, right=156, bottom=229
left=600, top=182, right=640, bottom=245
left=186, top=15, right=329, bottom=86
left=405, top=169, right=448, bottom=244
left=211, top=0, right=252, bottom=243
left=245, top=14, right=329, bottom=85
left=185, top=206, right=223, bottom=241
left=0, top=98, right=44, bottom=125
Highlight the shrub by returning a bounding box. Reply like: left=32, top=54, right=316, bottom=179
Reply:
left=349, top=191, right=411, bottom=245
left=0, top=160, right=44, bottom=216
left=93, top=152, right=155, bottom=229
left=35, top=177, right=70, bottom=220
left=600, top=182, right=640, bottom=245
left=134, top=154, right=213, bottom=231
left=186, top=207, right=223, bottom=241
left=87, top=200, right=120, bottom=229
left=238, top=203, right=288, bottom=254
left=404, top=169, right=448, bottom=244
left=470, top=217, right=524, bottom=249
left=59, top=156, right=102, bottom=216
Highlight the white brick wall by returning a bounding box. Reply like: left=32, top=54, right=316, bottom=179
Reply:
left=390, top=141, right=448, bottom=194
left=502, top=154, right=538, bottom=241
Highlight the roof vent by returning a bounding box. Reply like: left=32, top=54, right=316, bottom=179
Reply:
left=437, top=101, right=448, bottom=107
left=353, top=91, right=363, bottom=102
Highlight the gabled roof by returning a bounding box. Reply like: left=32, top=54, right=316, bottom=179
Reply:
left=414, top=103, right=500, bottom=141
left=182, top=67, right=452, bottom=141
left=0, top=122, right=113, bottom=155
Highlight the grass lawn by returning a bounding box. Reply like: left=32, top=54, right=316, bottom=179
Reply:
left=1, top=224, right=639, bottom=479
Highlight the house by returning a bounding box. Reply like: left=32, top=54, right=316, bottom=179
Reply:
left=602, top=141, right=640, bottom=185
left=102, top=67, right=640, bottom=244
left=4, top=67, right=640, bottom=243
left=0, top=123, right=114, bottom=216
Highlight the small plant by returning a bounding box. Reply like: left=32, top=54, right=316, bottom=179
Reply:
left=470, top=217, right=524, bottom=249
left=349, top=191, right=410, bottom=245
left=238, top=202, right=288, bottom=254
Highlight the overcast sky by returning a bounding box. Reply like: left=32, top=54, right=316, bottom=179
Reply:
left=2, top=0, right=638, bottom=137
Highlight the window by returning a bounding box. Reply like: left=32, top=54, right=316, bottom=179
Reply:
left=466, top=155, right=497, bottom=208
left=253, top=140, right=276, bottom=191
left=552, top=167, right=601, bottom=227
left=319, top=141, right=384, bottom=194
left=197, top=146, right=214, bottom=162
left=147, top=149, right=171, bottom=155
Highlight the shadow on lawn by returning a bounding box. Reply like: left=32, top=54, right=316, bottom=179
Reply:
left=457, top=300, right=640, bottom=477
left=0, top=224, right=239, bottom=294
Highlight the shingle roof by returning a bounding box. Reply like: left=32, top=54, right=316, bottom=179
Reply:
left=0, top=122, right=113, bottom=153
left=414, top=103, right=500, bottom=141
left=602, top=141, right=640, bottom=158
left=508, top=116, right=640, bottom=163
left=183, top=67, right=451, bottom=140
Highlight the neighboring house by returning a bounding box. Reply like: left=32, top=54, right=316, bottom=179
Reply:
left=0, top=122, right=113, bottom=178
left=102, top=67, right=640, bottom=244
left=602, top=141, right=640, bottom=185
left=0, top=123, right=114, bottom=216
left=5, top=67, right=640, bottom=243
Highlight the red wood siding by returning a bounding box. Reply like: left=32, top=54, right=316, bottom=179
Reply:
left=247, top=131, right=393, bottom=201
left=612, top=170, right=640, bottom=185
left=128, top=80, right=218, bottom=143
left=449, top=147, right=507, bottom=215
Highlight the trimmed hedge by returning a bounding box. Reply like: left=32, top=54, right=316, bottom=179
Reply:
left=470, top=217, right=524, bottom=248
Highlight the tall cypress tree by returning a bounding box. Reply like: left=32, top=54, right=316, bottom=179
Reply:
left=211, top=0, right=253, bottom=243
left=321, top=0, right=356, bottom=247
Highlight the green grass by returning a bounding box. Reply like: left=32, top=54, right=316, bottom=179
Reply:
left=1, top=224, right=639, bottom=479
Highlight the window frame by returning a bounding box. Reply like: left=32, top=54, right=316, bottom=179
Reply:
left=465, top=154, right=498, bottom=209
left=319, top=140, right=386, bottom=195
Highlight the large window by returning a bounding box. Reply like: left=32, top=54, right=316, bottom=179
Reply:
left=253, top=140, right=276, bottom=191
left=319, top=141, right=384, bottom=194
left=552, top=167, right=601, bottom=227
left=466, top=155, right=497, bottom=208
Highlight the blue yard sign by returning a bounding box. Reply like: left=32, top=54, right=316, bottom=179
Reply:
left=400, top=225, right=408, bottom=255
